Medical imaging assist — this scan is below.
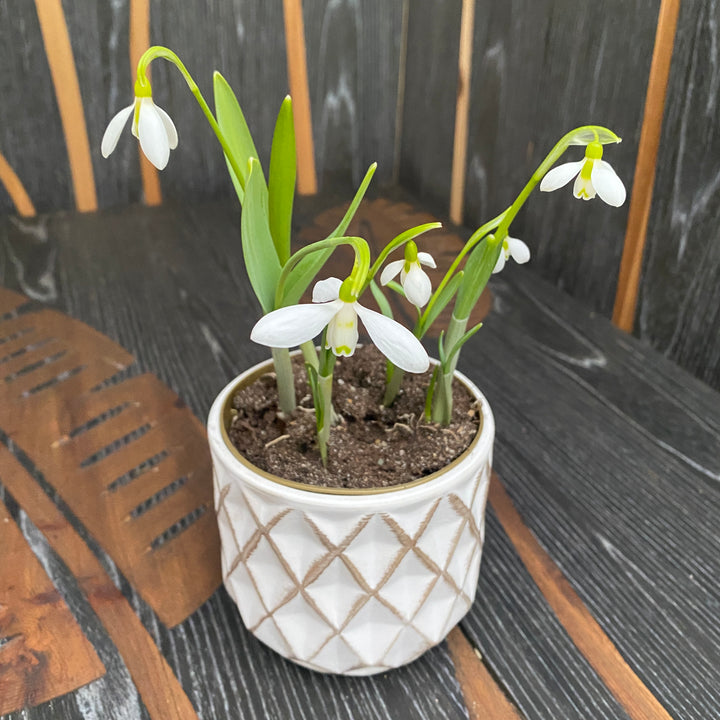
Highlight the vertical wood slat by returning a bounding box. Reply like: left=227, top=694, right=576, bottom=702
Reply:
left=612, top=0, right=682, bottom=331
left=130, top=0, right=162, bottom=206
left=282, top=0, right=317, bottom=195
left=449, top=0, right=476, bottom=225
left=0, top=153, right=36, bottom=217
left=34, top=0, right=97, bottom=213
left=392, top=0, right=411, bottom=185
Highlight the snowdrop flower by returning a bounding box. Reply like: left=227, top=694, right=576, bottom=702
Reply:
left=492, top=236, right=530, bottom=274
left=380, top=241, right=436, bottom=308
left=540, top=141, right=626, bottom=207
left=101, top=91, right=178, bottom=170
left=251, top=277, right=429, bottom=373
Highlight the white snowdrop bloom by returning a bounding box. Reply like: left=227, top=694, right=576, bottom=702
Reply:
left=380, top=242, right=436, bottom=308
left=540, top=141, right=626, bottom=207
left=250, top=277, right=429, bottom=373
left=101, top=95, right=178, bottom=170
left=492, top=236, right=531, bottom=274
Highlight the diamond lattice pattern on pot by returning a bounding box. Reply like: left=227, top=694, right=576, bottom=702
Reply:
left=217, top=464, right=488, bottom=672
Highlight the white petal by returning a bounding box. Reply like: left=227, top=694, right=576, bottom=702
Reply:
left=326, top=302, right=358, bottom=356
left=155, top=104, right=178, bottom=150
left=507, top=237, right=530, bottom=265
left=138, top=98, right=170, bottom=170
left=417, top=252, right=436, bottom=268
left=591, top=160, right=626, bottom=207
left=250, top=300, right=342, bottom=348
left=355, top=303, right=429, bottom=373
left=492, top=251, right=506, bottom=274
left=403, top=265, right=432, bottom=307
left=380, top=260, right=404, bottom=286
left=312, top=277, right=342, bottom=303
left=101, top=104, right=134, bottom=158
left=573, top=172, right=596, bottom=200
left=540, top=160, right=584, bottom=192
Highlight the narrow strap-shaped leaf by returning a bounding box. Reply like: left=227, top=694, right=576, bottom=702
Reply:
left=213, top=71, right=264, bottom=204
left=370, top=279, right=393, bottom=319
left=280, top=163, right=377, bottom=306
left=454, top=237, right=501, bottom=320
left=268, top=96, right=296, bottom=265
left=445, top=321, right=483, bottom=366
left=417, top=270, right=464, bottom=338
left=242, top=160, right=282, bottom=313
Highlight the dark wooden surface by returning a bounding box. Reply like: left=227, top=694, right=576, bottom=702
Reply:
left=0, top=196, right=718, bottom=719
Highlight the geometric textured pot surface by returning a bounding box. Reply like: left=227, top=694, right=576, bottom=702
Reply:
left=208, top=359, right=494, bottom=675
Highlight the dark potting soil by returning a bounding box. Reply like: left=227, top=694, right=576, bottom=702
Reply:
left=228, top=345, right=481, bottom=490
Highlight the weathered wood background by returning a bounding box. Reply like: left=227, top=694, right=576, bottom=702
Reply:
left=0, top=0, right=718, bottom=389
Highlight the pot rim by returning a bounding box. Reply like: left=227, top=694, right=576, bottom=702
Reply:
left=207, top=354, right=494, bottom=500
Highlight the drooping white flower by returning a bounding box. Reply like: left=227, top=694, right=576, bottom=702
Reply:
left=250, top=277, right=430, bottom=373
left=540, top=141, right=626, bottom=207
left=380, top=242, right=436, bottom=308
left=492, top=236, right=531, bottom=274
left=101, top=95, right=178, bottom=170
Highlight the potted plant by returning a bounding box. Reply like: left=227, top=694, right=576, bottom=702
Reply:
left=103, top=46, right=626, bottom=675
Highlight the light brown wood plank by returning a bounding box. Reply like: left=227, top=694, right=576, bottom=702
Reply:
left=0, top=499, right=105, bottom=714
left=0, top=152, right=36, bottom=217
left=612, top=0, right=681, bottom=331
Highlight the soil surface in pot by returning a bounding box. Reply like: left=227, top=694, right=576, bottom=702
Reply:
left=228, top=346, right=480, bottom=490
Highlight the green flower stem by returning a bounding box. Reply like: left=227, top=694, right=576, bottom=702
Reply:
left=300, top=341, right=318, bottom=370
left=383, top=366, right=405, bottom=406
left=275, top=235, right=370, bottom=308
left=135, top=46, right=247, bottom=195
left=271, top=347, right=296, bottom=414
left=431, top=312, right=467, bottom=425
left=418, top=209, right=507, bottom=337
left=316, top=348, right=337, bottom=466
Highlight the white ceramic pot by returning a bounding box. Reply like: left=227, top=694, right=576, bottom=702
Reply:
left=207, top=357, right=494, bottom=676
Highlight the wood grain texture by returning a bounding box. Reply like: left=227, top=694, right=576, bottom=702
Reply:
left=458, top=1, right=659, bottom=318
left=445, top=628, right=521, bottom=720
left=639, top=0, right=720, bottom=391
left=302, top=0, right=404, bottom=189
left=0, top=204, right=474, bottom=720
left=0, top=499, right=104, bottom=715
left=399, top=0, right=463, bottom=215
left=489, top=474, right=673, bottom=720
left=0, top=2, right=74, bottom=215
left=0, top=154, right=36, bottom=218
left=0, top=445, right=199, bottom=720
left=283, top=0, right=318, bottom=195
left=613, top=0, right=681, bottom=332
left=148, top=0, right=288, bottom=205
left=34, top=0, right=97, bottom=212
left=0, top=289, right=221, bottom=628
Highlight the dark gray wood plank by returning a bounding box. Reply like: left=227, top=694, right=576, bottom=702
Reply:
left=640, top=0, right=720, bottom=392
left=398, top=0, right=462, bottom=214
left=460, top=266, right=720, bottom=720
left=0, top=2, right=73, bottom=214
left=302, top=0, right=404, bottom=189
left=461, top=0, right=658, bottom=318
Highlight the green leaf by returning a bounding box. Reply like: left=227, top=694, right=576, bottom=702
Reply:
left=241, top=159, right=282, bottom=313
left=280, top=163, right=377, bottom=306
left=268, top=96, right=296, bottom=265
left=418, top=270, right=464, bottom=338
left=213, top=71, right=264, bottom=204
left=370, top=279, right=393, bottom=319
left=437, top=331, right=447, bottom=366
left=445, top=322, right=483, bottom=365
left=454, top=237, right=501, bottom=320
left=305, top=362, right=323, bottom=428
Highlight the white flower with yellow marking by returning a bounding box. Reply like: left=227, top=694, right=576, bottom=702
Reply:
left=492, top=236, right=530, bottom=274
left=380, top=241, right=436, bottom=308
left=102, top=92, right=178, bottom=170
left=540, top=141, right=626, bottom=206
left=251, top=277, right=429, bottom=373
